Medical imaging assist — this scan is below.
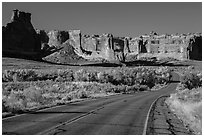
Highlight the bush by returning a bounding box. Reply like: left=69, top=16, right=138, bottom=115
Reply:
left=2, top=66, right=172, bottom=114
left=56, top=69, right=74, bottom=82
left=74, top=69, right=93, bottom=82
left=110, top=70, right=124, bottom=85
left=2, top=70, right=15, bottom=82
left=23, top=87, right=43, bottom=104
left=139, top=85, right=149, bottom=91
left=3, top=90, right=26, bottom=113
left=176, top=88, right=202, bottom=102
left=181, top=72, right=202, bottom=89
left=2, top=69, right=38, bottom=82
left=3, top=67, right=171, bottom=87
left=166, top=88, right=202, bottom=134
left=37, top=70, right=58, bottom=81
left=97, top=71, right=113, bottom=83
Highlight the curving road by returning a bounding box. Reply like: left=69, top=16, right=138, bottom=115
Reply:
left=2, top=72, right=179, bottom=135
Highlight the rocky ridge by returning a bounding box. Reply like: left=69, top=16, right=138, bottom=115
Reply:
left=2, top=10, right=202, bottom=64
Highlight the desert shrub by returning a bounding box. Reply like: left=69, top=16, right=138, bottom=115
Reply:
left=2, top=69, right=38, bottom=82
left=2, top=70, right=16, bottom=82
left=97, top=71, right=113, bottom=83
left=95, top=67, right=170, bottom=87
left=3, top=86, right=44, bottom=112
left=126, top=84, right=139, bottom=92
left=2, top=66, right=172, bottom=114
left=16, top=69, right=38, bottom=81
left=181, top=72, right=202, bottom=89
left=72, top=67, right=171, bottom=88
left=122, top=70, right=135, bottom=85
left=3, top=90, right=26, bottom=113
left=2, top=69, right=58, bottom=82
left=141, top=71, right=156, bottom=88
left=23, top=86, right=43, bottom=104
left=176, top=88, right=202, bottom=103
left=139, top=85, right=149, bottom=91
left=55, top=69, right=74, bottom=82
left=110, top=69, right=124, bottom=85
left=166, top=88, right=202, bottom=134
left=167, top=66, right=202, bottom=134
left=74, top=69, right=88, bottom=81
left=112, top=85, right=126, bottom=93
left=36, top=70, right=58, bottom=81
left=3, top=67, right=171, bottom=88
left=86, top=71, right=98, bottom=82
left=78, top=90, right=90, bottom=99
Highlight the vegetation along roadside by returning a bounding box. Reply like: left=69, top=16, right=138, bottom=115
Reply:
left=166, top=67, right=202, bottom=135
left=2, top=66, right=170, bottom=117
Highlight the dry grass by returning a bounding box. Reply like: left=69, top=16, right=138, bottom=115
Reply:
left=166, top=67, right=202, bottom=134
left=166, top=88, right=202, bottom=134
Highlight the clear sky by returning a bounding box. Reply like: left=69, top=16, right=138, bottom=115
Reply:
left=2, top=2, right=202, bottom=37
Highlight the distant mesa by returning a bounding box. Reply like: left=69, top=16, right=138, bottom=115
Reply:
left=2, top=9, right=202, bottom=64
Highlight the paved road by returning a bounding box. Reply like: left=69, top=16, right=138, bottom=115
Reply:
left=2, top=72, right=179, bottom=135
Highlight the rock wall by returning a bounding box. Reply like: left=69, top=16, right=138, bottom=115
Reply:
left=74, top=34, right=126, bottom=62
left=136, top=33, right=202, bottom=60
left=77, top=33, right=115, bottom=61
left=128, top=38, right=139, bottom=54
left=36, top=29, right=85, bottom=64
left=2, top=9, right=41, bottom=59
left=2, top=9, right=202, bottom=63
left=188, top=34, right=202, bottom=60
left=36, top=30, right=69, bottom=48
left=68, top=30, right=81, bottom=51
left=47, top=30, right=69, bottom=47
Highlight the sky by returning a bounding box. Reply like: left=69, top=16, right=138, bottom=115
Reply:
left=2, top=2, right=202, bottom=37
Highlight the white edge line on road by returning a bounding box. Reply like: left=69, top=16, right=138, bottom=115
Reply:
left=142, top=95, right=167, bottom=135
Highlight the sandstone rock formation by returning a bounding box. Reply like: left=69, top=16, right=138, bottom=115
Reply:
left=36, top=29, right=85, bottom=64
left=2, top=9, right=202, bottom=64
left=2, top=9, right=41, bottom=59
left=135, top=32, right=202, bottom=61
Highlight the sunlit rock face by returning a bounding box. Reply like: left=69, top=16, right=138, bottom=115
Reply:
left=78, top=33, right=115, bottom=61
left=36, top=29, right=85, bottom=64
left=135, top=33, right=202, bottom=61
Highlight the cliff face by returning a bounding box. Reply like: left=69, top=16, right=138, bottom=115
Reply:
left=188, top=34, right=202, bottom=60
left=2, top=9, right=202, bottom=63
left=134, top=33, right=202, bottom=61
left=2, top=9, right=41, bottom=59
left=36, top=30, right=85, bottom=64
left=36, top=30, right=70, bottom=49
left=79, top=34, right=115, bottom=61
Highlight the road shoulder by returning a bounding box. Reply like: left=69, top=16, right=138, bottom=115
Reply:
left=146, top=96, right=193, bottom=135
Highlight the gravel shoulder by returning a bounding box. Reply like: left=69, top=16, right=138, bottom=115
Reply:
left=146, top=96, right=194, bottom=135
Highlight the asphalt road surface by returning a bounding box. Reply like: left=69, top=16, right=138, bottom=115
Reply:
left=2, top=72, right=179, bottom=135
